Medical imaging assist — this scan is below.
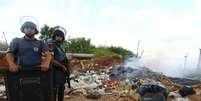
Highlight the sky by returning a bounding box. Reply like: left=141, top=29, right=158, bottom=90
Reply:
left=1, top=0, right=201, bottom=76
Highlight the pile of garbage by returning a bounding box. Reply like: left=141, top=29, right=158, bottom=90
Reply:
left=63, top=64, right=201, bottom=101
left=0, top=64, right=201, bottom=101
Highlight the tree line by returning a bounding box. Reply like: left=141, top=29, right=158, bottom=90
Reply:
left=0, top=25, right=134, bottom=59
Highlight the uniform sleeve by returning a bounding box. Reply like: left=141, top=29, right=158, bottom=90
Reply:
left=41, top=42, right=49, bottom=53
left=47, top=41, right=55, bottom=53
left=7, top=38, right=19, bottom=54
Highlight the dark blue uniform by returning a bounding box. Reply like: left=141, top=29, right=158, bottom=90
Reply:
left=48, top=40, right=68, bottom=101
left=6, top=37, right=54, bottom=101
left=8, top=37, right=48, bottom=67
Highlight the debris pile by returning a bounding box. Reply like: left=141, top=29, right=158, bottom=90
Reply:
left=61, top=64, right=201, bottom=101
left=0, top=56, right=201, bottom=101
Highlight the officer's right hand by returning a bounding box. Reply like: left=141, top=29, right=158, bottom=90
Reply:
left=9, top=64, right=19, bottom=72
left=40, top=63, right=49, bottom=72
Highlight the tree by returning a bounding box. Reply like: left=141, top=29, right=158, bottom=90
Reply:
left=39, top=24, right=54, bottom=42
left=0, top=41, right=8, bottom=51
left=92, top=47, right=121, bottom=58
left=108, top=46, right=134, bottom=58
left=64, top=37, right=95, bottom=53
left=38, top=24, right=134, bottom=59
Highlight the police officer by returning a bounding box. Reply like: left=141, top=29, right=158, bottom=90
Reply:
left=48, top=26, right=70, bottom=101
left=6, top=20, right=52, bottom=72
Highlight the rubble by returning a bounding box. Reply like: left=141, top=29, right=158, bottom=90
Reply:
left=86, top=91, right=101, bottom=100
left=168, top=91, right=181, bottom=98
left=1, top=55, right=201, bottom=101
left=168, top=77, right=201, bottom=86
left=0, top=85, right=5, bottom=97
left=179, top=86, right=196, bottom=97
left=137, top=83, right=168, bottom=101
left=174, top=98, right=191, bottom=101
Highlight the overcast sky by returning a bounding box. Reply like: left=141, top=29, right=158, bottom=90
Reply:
left=1, top=0, right=201, bottom=76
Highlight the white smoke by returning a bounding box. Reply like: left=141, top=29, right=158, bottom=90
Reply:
left=124, top=49, right=200, bottom=78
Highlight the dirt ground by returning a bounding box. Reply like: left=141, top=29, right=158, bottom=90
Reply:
left=0, top=94, right=137, bottom=101
left=64, top=94, right=137, bottom=101
left=65, top=83, right=201, bottom=101
left=0, top=93, right=201, bottom=101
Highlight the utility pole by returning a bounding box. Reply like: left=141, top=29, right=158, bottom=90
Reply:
left=197, top=49, right=201, bottom=70
left=2, top=32, right=8, bottom=47
left=139, top=50, right=144, bottom=58
left=184, top=54, right=188, bottom=73
left=104, top=40, right=107, bottom=48
left=136, top=40, right=140, bottom=58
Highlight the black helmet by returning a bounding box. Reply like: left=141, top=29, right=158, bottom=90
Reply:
left=20, top=21, right=39, bottom=34
left=52, top=26, right=66, bottom=40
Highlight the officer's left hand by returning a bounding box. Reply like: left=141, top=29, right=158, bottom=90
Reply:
left=9, top=63, right=19, bottom=72
left=61, top=65, right=67, bottom=72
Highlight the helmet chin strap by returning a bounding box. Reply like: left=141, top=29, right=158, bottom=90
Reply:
left=25, top=33, right=35, bottom=39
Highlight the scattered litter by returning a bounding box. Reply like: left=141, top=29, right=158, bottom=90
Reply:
left=179, top=86, right=196, bottom=97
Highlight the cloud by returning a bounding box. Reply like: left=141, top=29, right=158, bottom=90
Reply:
left=100, top=5, right=125, bottom=17
left=1, top=0, right=201, bottom=55
left=196, top=0, right=201, bottom=17
left=147, top=15, right=196, bottom=39
left=0, top=0, right=70, bottom=41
